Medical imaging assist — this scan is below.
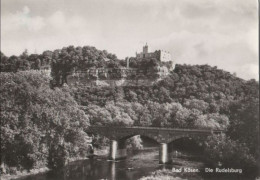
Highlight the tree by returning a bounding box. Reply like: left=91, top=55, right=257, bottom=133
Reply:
left=105, top=101, right=134, bottom=126
left=20, top=49, right=29, bottom=60
left=0, top=71, right=90, bottom=171
left=204, top=134, right=257, bottom=176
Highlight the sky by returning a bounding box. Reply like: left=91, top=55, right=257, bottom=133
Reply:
left=1, top=0, right=258, bottom=80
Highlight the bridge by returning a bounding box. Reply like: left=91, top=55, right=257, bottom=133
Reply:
left=86, top=126, right=224, bottom=164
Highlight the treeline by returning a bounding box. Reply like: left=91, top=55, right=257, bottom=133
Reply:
left=1, top=46, right=172, bottom=85
left=0, top=46, right=120, bottom=84
left=0, top=47, right=172, bottom=73
left=1, top=50, right=50, bottom=72
left=0, top=47, right=119, bottom=72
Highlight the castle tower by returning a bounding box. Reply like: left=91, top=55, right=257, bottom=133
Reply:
left=143, top=43, right=148, bottom=54
left=126, top=57, right=130, bottom=69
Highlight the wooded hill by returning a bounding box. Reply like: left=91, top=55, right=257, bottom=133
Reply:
left=1, top=46, right=172, bottom=84
left=0, top=45, right=258, bottom=175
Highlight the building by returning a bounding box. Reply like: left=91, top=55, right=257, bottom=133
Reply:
left=136, top=43, right=172, bottom=62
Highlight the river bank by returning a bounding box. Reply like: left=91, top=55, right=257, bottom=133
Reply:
left=2, top=142, right=245, bottom=180
left=138, top=153, right=205, bottom=180
left=1, top=167, right=49, bottom=180
left=1, top=147, right=109, bottom=180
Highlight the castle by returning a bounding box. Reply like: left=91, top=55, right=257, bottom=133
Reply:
left=67, top=44, right=174, bottom=86
left=136, top=43, right=172, bottom=62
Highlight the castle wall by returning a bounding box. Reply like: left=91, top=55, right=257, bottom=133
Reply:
left=136, top=48, right=171, bottom=62
left=159, top=50, right=172, bottom=62
left=67, top=77, right=159, bottom=87
left=136, top=52, right=159, bottom=59
left=66, top=67, right=169, bottom=87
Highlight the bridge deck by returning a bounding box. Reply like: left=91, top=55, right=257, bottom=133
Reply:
left=87, top=126, right=224, bottom=133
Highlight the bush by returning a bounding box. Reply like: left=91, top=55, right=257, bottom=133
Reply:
left=126, top=135, right=143, bottom=152
left=47, top=144, right=69, bottom=170
left=204, top=134, right=257, bottom=176
left=92, top=135, right=110, bottom=149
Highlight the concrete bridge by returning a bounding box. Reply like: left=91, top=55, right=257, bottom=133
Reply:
left=86, top=126, right=224, bottom=164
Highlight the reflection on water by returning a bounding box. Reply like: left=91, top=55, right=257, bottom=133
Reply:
left=75, top=148, right=163, bottom=180
left=17, top=138, right=203, bottom=180
left=17, top=147, right=177, bottom=180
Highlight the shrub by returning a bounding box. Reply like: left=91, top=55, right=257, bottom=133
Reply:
left=204, top=134, right=257, bottom=176
left=126, top=135, right=143, bottom=152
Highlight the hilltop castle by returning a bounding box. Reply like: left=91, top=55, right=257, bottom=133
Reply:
left=67, top=44, right=174, bottom=86
left=136, top=43, right=172, bottom=62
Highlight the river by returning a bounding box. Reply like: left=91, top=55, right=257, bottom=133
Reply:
left=16, top=137, right=207, bottom=180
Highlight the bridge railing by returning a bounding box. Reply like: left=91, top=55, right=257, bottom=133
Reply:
left=86, top=126, right=225, bottom=133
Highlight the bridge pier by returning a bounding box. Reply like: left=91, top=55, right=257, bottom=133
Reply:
left=109, top=140, right=127, bottom=160
left=87, top=126, right=223, bottom=164
left=159, top=143, right=171, bottom=164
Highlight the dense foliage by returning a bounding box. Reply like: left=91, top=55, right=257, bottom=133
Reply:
left=0, top=46, right=171, bottom=86
left=0, top=71, right=144, bottom=173
left=73, top=64, right=258, bottom=130
left=0, top=47, right=118, bottom=72
left=0, top=72, right=90, bottom=172
left=204, top=134, right=257, bottom=176
left=85, top=101, right=228, bottom=129
left=72, top=63, right=258, bottom=175
left=1, top=47, right=171, bottom=85
left=1, top=50, right=50, bottom=72
left=1, top=47, right=120, bottom=85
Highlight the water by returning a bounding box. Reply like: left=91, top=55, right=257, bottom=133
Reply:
left=17, top=138, right=205, bottom=180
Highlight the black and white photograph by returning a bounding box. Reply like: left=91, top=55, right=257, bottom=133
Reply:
left=0, top=0, right=259, bottom=180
